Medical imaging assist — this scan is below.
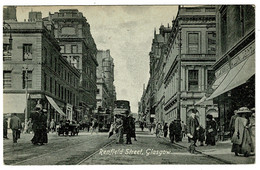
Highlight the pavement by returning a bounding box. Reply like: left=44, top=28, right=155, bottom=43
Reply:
left=161, top=134, right=255, bottom=164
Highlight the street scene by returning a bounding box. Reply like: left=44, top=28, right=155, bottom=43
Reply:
left=3, top=5, right=255, bottom=165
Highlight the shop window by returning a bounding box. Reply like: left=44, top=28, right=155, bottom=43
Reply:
left=3, top=71, right=12, bottom=88
left=23, top=44, right=32, bottom=60
left=188, top=33, right=199, bottom=54
left=188, top=70, right=199, bottom=91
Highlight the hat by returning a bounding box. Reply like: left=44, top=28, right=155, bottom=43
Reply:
left=206, top=114, right=213, bottom=120
left=35, top=104, right=42, bottom=110
left=236, top=107, right=251, bottom=114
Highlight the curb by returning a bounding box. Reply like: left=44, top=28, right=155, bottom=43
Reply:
left=161, top=137, right=233, bottom=164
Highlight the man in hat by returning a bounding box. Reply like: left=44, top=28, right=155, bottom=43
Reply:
left=186, top=109, right=200, bottom=153
left=9, top=113, right=22, bottom=143
left=3, top=116, right=9, bottom=139
left=229, top=110, right=238, bottom=138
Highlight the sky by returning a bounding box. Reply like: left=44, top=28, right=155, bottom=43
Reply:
left=15, top=5, right=179, bottom=113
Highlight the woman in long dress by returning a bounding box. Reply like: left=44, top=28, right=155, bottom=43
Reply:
left=231, top=107, right=253, bottom=157
left=115, top=115, right=124, bottom=144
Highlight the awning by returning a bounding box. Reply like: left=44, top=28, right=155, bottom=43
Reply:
left=207, top=54, right=255, bottom=100
left=46, top=95, right=66, bottom=117
left=3, top=94, right=27, bottom=114
left=194, top=95, right=207, bottom=105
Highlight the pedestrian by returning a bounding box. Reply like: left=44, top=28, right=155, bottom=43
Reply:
left=175, top=119, right=182, bottom=142
left=140, top=121, right=144, bottom=132
left=3, top=116, right=9, bottom=139
left=155, top=122, right=162, bottom=138
left=249, top=108, right=255, bottom=155
left=205, top=114, right=217, bottom=146
left=115, top=114, right=124, bottom=144
left=181, top=121, right=186, bottom=138
left=9, top=113, right=22, bottom=143
left=186, top=109, right=200, bottom=154
left=163, top=123, right=168, bottom=138
left=125, top=115, right=133, bottom=144
left=131, top=117, right=137, bottom=141
left=229, top=110, right=238, bottom=138
left=169, top=121, right=175, bottom=143
left=50, top=119, right=56, bottom=133
left=198, top=126, right=205, bottom=146
left=91, top=118, right=98, bottom=134
left=31, top=104, right=48, bottom=145
left=26, top=118, right=33, bottom=134
left=231, top=107, right=254, bottom=157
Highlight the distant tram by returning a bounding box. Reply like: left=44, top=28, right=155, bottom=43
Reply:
left=114, top=100, right=131, bottom=116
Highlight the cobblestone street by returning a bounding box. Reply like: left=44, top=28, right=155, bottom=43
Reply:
left=3, top=129, right=244, bottom=165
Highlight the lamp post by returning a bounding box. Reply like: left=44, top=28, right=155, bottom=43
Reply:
left=24, top=65, right=29, bottom=126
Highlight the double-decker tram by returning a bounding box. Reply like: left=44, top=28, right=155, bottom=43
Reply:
left=114, top=100, right=131, bottom=117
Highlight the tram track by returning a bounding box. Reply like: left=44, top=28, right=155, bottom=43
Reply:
left=76, top=139, right=115, bottom=165
left=11, top=135, right=115, bottom=165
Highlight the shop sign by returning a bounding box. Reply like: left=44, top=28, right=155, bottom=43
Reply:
left=215, top=63, right=229, bottom=78
left=30, top=94, right=42, bottom=99
left=230, top=42, right=255, bottom=68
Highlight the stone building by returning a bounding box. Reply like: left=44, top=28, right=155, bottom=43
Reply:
left=149, top=25, right=172, bottom=124
left=44, top=9, right=98, bottom=118
left=3, top=18, right=80, bottom=123
left=96, top=50, right=116, bottom=113
left=206, top=5, right=255, bottom=133
left=163, top=6, right=218, bottom=127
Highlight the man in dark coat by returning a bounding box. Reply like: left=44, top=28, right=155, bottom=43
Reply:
left=31, top=104, right=48, bottom=145
left=169, top=121, right=175, bottom=143
left=125, top=115, right=134, bottom=144
left=175, top=119, right=182, bottom=142
left=4, top=117, right=9, bottom=139
left=205, top=114, right=217, bottom=146
left=9, top=113, right=21, bottom=143
left=186, top=110, right=200, bottom=153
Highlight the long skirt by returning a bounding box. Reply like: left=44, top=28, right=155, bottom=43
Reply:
left=116, top=127, right=124, bottom=144
left=206, top=134, right=216, bottom=145
left=231, top=129, right=253, bottom=156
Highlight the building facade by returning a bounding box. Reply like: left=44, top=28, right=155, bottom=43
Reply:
left=96, top=50, right=116, bottom=114
left=163, top=6, right=218, bottom=127
left=3, top=18, right=80, bottom=123
left=207, top=5, right=255, bottom=133
left=45, top=9, right=98, bottom=119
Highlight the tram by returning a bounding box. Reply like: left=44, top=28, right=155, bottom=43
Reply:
left=114, top=100, right=131, bottom=117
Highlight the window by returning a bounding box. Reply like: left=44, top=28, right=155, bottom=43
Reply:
left=43, top=47, right=47, bottom=64
left=55, top=81, right=57, bottom=96
left=188, top=33, right=199, bottom=54
left=50, top=77, right=52, bottom=93
left=23, top=44, right=33, bottom=60
left=54, top=58, right=57, bottom=72
left=188, top=70, right=199, bottom=91
left=60, top=45, right=65, bottom=53
left=221, top=11, right=227, bottom=54
left=207, top=32, right=216, bottom=54
left=3, top=44, right=11, bottom=61
left=3, top=71, right=11, bottom=88
left=44, top=73, right=47, bottom=91
left=207, top=70, right=215, bottom=88
left=97, top=89, right=100, bottom=94
left=71, top=45, right=78, bottom=53
left=23, top=71, right=32, bottom=89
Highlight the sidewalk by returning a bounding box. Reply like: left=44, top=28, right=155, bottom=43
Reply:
left=172, top=137, right=255, bottom=164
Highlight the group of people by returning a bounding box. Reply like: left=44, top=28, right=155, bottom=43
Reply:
left=229, top=107, right=255, bottom=157
left=111, top=112, right=137, bottom=144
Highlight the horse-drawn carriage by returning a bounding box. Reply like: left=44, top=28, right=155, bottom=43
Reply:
left=57, top=120, right=79, bottom=136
